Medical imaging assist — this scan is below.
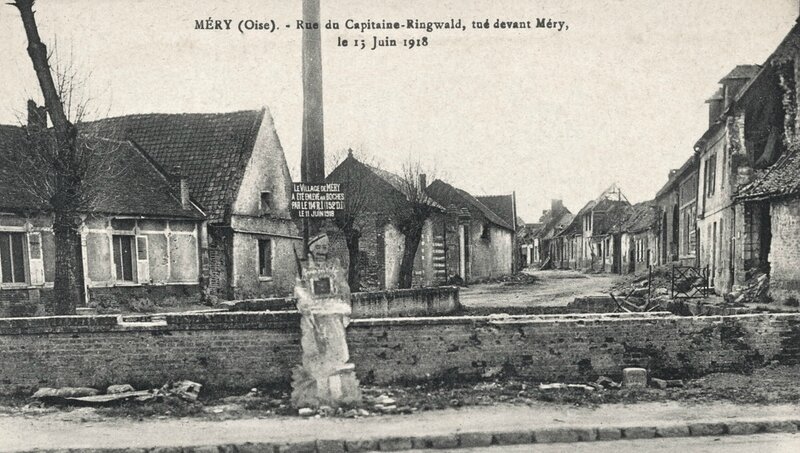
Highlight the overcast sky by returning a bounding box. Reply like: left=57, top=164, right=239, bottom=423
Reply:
left=0, top=0, right=797, bottom=222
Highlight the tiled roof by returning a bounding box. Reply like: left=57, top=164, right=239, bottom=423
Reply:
left=84, top=109, right=265, bottom=221
left=426, top=180, right=514, bottom=231
left=737, top=147, right=800, bottom=200
left=0, top=125, right=203, bottom=219
left=364, top=163, right=443, bottom=209
left=476, top=195, right=515, bottom=229
left=611, top=202, right=661, bottom=234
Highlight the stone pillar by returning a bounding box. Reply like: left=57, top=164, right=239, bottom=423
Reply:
left=291, top=234, right=361, bottom=408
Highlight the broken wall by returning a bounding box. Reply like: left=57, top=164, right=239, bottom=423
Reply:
left=769, top=197, right=800, bottom=302
left=2, top=311, right=800, bottom=394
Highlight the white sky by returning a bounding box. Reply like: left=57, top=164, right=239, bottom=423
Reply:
left=0, top=0, right=797, bottom=222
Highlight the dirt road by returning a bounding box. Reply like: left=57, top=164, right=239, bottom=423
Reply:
left=459, top=270, right=620, bottom=314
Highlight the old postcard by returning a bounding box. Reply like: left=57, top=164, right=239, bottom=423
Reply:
left=1, top=1, right=800, bottom=452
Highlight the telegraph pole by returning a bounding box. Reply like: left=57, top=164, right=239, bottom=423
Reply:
left=301, top=0, right=325, bottom=256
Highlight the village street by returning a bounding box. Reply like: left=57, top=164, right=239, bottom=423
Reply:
left=459, top=270, right=621, bottom=314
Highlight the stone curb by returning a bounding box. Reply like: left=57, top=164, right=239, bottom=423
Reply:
left=22, top=418, right=800, bottom=452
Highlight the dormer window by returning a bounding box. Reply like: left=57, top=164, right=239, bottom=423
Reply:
left=260, top=191, right=272, bottom=213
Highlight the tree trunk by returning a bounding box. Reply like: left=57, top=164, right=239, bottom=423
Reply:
left=344, top=228, right=360, bottom=292
left=398, top=227, right=423, bottom=289
left=52, top=211, right=85, bottom=314
left=14, top=0, right=84, bottom=314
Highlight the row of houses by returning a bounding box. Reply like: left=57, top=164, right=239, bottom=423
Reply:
left=0, top=107, right=519, bottom=315
left=522, top=19, right=800, bottom=303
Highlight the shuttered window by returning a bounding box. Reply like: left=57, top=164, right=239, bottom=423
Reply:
left=0, top=232, right=27, bottom=284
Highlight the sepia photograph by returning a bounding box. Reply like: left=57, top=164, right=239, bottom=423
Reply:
left=1, top=0, right=800, bottom=451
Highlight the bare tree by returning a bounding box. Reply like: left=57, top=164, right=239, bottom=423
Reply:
left=5, top=0, right=113, bottom=314
left=389, top=160, right=439, bottom=289
left=327, top=148, right=376, bottom=291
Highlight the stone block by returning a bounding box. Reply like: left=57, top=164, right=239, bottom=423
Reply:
left=493, top=430, right=532, bottom=445
left=533, top=427, right=592, bottom=443
left=623, top=426, right=656, bottom=439
left=316, top=439, right=346, bottom=453
left=344, top=439, right=378, bottom=452
left=762, top=421, right=797, bottom=433
left=377, top=437, right=414, bottom=451
left=725, top=422, right=760, bottom=436
left=457, top=431, right=493, bottom=447
left=276, top=441, right=316, bottom=453
left=596, top=427, right=622, bottom=440
left=656, top=425, right=690, bottom=437
left=412, top=434, right=458, bottom=449
left=622, top=368, right=648, bottom=388
left=688, top=422, right=726, bottom=436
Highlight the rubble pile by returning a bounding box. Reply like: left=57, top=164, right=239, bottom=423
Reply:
left=727, top=272, right=770, bottom=304
left=474, top=272, right=539, bottom=286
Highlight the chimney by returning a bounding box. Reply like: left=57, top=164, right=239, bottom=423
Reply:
left=668, top=169, right=679, bottom=180
left=172, top=166, right=191, bottom=209
left=419, top=173, right=427, bottom=189
left=550, top=199, right=563, bottom=212
left=26, top=100, right=47, bottom=130
left=705, top=88, right=724, bottom=127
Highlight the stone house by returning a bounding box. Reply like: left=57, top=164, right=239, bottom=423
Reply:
left=519, top=199, right=572, bottom=268
left=695, top=65, right=762, bottom=294
left=614, top=202, right=662, bottom=274
left=476, top=193, right=519, bottom=271
left=0, top=120, right=205, bottom=316
left=570, top=185, right=630, bottom=273
left=426, top=180, right=515, bottom=283
left=86, top=108, right=300, bottom=300
left=325, top=154, right=444, bottom=290
left=654, top=154, right=699, bottom=267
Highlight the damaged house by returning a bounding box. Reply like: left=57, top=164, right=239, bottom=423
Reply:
left=654, top=153, right=699, bottom=267
left=691, top=20, right=800, bottom=299
left=476, top=193, right=519, bottom=272
left=0, top=105, right=300, bottom=315
left=613, top=202, right=662, bottom=274
left=0, top=114, right=205, bottom=316
left=88, top=108, right=300, bottom=300
left=426, top=179, right=515, bottom=283
left=570, top=185, right=631, bottom=273
left=519, top=199, right=572, bottom=269
left=325, top=153, right=444, bottom=290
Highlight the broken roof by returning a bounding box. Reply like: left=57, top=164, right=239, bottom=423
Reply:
left=363, top=163, right=443, bottom=209
left=719, top=65, right=762, bottom=82
left=737, top=146, right=800, bottom=201
left=655, top=154, right=698, bottom=199
left=426, top=180, right=514, bottom=231
left=0, top=125, right=203, bottom=219
left=85, top=109, right=266, bottom=221
left=610, top=202, right=661, bottom=234
left=476, top=195, right=515, bottom=229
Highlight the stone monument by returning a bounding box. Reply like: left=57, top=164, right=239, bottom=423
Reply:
left=291, top=233, right=361, bottom=408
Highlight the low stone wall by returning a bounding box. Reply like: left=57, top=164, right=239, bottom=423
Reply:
left=218, top=286, right=461, bottom=319
left=349, top=286, right=460, bottom=318
left=1, top=310, right=799, bottom=395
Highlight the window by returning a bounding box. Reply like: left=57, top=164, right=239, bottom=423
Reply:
left=706, top=154, right=717, bottom=197
left=112, top=235, right=135, bottom=282
left=260, top=191, right=272, bottom=213
left=481, top=223, right=490, bottom=239
left=258, top=239, right=272, bottom=278
left=0, top=232, right=27, bottom=284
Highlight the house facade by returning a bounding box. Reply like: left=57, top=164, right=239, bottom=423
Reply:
left=90, top=108, right=300, bottom=300
left=325, top=154, right=443, bottom=290
left=0, top=119, right=205, bottom=316
left=654, top=154, right=699, bottom=267
left=426, top=179, right=515, bottom=283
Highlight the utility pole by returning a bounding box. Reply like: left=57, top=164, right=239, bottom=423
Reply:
left=301, top=0, right=325, bottom=256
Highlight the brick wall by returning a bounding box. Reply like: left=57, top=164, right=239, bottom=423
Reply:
left=770, top=198, right=800, bottom=302
left=2, top=311, right=800, bottom=395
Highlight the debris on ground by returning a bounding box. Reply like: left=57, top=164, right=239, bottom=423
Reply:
left=727, top=272, right=770, bottom=304
left=31, top=380, right=202, bottom=407
left=472, top=272, right=539, bottom=286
